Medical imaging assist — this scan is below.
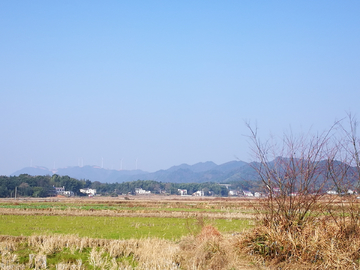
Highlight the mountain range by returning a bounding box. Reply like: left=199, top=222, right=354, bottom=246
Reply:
left=11, top=160, right=259, bottom=184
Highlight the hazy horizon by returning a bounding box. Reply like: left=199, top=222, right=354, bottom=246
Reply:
left=1, top=1, right=360, bottom=176
left=12, top=160, right=224, bottom=173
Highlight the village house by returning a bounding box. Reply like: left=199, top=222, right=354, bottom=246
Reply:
left=228, top=190, right=238, bottom=196
left=192, top=190, right=204, bottom=196
left=254, top=192, right=262, bottom=197
left=135, top=188, right=151, bottom=195
left=178, top=189, right=187, bottom=196
left=54, top=186, right=74, bottom=197
left=79, top=188, right=97, bottom=196
left=54, top=186, right=65, bottom=194
left=243, top=191, right=254, bottom=197
left=63, top=190, right=74, bottom=197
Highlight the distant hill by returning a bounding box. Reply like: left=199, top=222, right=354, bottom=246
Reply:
left=12, top=166, right=52, bottom=176
left=11, top=160, right=258, bottom=183
left=12, top=158, right=360, bottom=190
left=167, top=161, right=217, bottom=173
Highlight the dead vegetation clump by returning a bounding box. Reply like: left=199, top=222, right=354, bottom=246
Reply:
left=176, top=224, right=255, bottom=270
left=238, top=216, right=360, bottom=269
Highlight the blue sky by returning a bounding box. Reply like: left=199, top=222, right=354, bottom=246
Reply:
left=1, top=1, right=360, bottom=175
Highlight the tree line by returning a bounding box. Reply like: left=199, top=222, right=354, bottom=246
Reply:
left=0, top=174, right=261, bottom=198
left=0, top=174, right=91, bottom=198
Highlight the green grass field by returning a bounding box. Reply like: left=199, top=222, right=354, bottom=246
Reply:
left=0, top=214, right=252, bottom=240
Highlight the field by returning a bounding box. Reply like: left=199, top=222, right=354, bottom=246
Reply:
left=0, top=195, right=261, bottom=269
left=4, top=195, right=360, bottom=269
left=0, top=215, right=252, bottom=240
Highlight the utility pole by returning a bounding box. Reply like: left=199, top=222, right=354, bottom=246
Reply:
left=15, top=187, right=17, bottom=200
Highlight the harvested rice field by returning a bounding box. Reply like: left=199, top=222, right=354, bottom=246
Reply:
left=0, top=196, right=262, bottom=269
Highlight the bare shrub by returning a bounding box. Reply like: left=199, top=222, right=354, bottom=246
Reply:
left=325, top=113, right=360, bottom=238
left=242, top=117, right=360, bottom=268
left=246, top=122, right=336, bottom=230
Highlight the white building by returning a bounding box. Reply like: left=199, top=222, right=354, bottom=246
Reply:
left=243, top=191, right=254, bottom=197
left=135, top=188, right=151, bottom=195
left=254, top=192, right=262, bottom=197
left=193, top=190, right=204, bottom=196
left=63, top=191, right=74, bottom=197
left=228, top=190, right=237, bottom=196
left=54, top=186, right=74, bottom=197
left=80, top=188, right=97, bottom=196
left=55, top=186, right=65, bottom=194
left=178, top=189, right=187, bottom=196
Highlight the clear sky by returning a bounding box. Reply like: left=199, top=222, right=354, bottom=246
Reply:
left=1, top=1, right=360, bottom=175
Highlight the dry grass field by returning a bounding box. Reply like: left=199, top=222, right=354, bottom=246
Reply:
left=0, top=195, right=258, bottom=220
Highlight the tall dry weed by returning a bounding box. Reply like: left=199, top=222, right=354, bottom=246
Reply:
left=88, top=248, right=110, bottom=269
left=55, top=259, right=83, bottom=270
left=129, top=238, right=179, bottom=269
